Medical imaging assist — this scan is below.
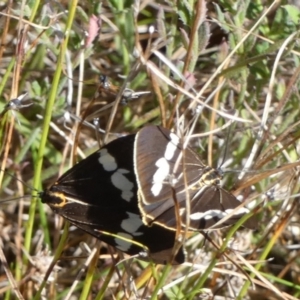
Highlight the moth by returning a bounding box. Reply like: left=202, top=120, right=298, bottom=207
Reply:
left=40, top=126, right=255, bottom=264
left=134, top=126, right=255, bottom=231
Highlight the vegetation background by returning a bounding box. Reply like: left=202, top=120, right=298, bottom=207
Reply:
left=0, top=0, right=300, bottom=299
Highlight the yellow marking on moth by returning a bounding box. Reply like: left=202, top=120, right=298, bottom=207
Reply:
left=48, top=193, right=93, bottom=207
left=95, top=230, right=149, bottom=251
left=47, top=192, right=67, bottom=208
left=199, top=168, right=221, bottom=186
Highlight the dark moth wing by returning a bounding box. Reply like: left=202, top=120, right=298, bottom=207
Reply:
left=134, top=126, right=256, bottom=230
left=41, top=134, right=185, bottom=264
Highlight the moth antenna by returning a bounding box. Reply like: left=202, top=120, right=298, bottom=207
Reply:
left=93, top=117, right=103, bottom=148
left=0, top=194, right=38, bottom=204
left=218, top=122, right=234, bottom=172
left=222, top=168, right=259, bottom=174
left=0, top=168, right=40, bottom=193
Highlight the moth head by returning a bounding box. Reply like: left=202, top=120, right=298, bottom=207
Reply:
left=40, top=191, right=66, bottom=208
left=200, top=167, right=222, bottom=186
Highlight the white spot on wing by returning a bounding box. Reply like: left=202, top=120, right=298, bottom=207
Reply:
left=121, top=212, right=143, bottom=236
left=98, top=149, right=117, bottom=171
left=190, top=208, right=250, bottom=221
left=224, top=208, right=250, bottom=215
left=179, top=208, right=185, bottom=216
left=111, top=169, right=134, bottom=202
left=164, top=133, right=179, bottom=160
left=115, top=232, right=133, bottom=252
left=151, top=158, right=170, bottom=196
left=149, top=132, right=181, bottom=196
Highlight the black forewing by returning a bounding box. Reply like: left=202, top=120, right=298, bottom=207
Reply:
left=50, top=134, right=138, bottom=210
left=42, top=134, right=185, bottom=264
left=49, top=204, right=185, bottom=264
